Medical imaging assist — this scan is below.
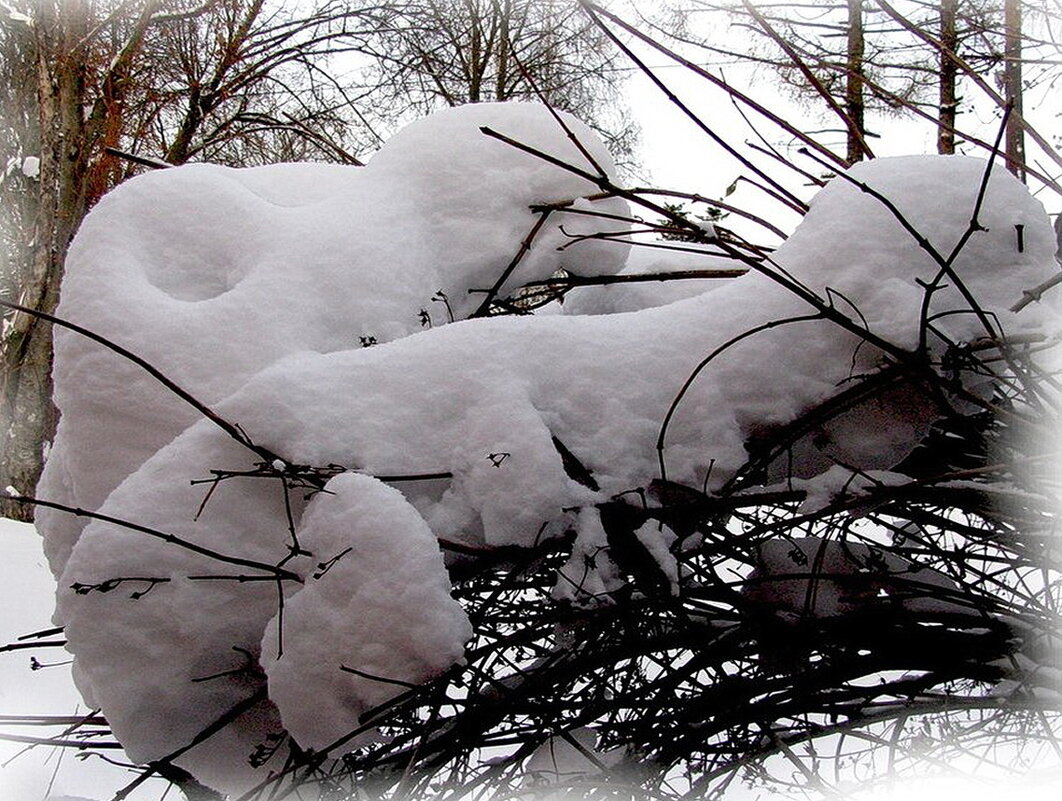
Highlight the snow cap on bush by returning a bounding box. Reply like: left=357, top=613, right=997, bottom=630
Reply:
left=43, top=102, right=1061, bottom=797
left=37, top=101, right=631, bottom=577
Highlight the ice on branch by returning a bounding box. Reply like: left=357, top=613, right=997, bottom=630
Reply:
left=36, top=100, right=1062, bottom=795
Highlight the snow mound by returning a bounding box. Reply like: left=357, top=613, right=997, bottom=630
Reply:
left=40, top=118, right=1061, bottom=797
left=37, top=101, right=631, bottom=576
left=261, top=473, right=472, bottom=751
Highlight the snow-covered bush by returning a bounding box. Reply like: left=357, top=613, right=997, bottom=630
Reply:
left=31, top=102, right=1062, bottom=798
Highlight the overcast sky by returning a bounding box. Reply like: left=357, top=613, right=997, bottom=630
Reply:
left=624, top=5, right=1062, bottom=234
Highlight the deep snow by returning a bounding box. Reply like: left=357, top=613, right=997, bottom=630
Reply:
left=28, top=101, right=1062, bottom=794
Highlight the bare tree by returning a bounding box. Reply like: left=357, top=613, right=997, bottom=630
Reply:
left=0, top=4, right=37, bottom=322
left=0, top=0, right=394, bottom=520
left=129, top=0, right=396, bottom=166
left=675, top=0, right=927, bottom=165
left=845, top=0, right=868, bottom=162
left=358, top=0, right=636, bottom=157
left=668, top=0, right=1058, bottom=180
left=938, top=0, right=959, bottom=152
left=0, top=0, right=139, bottom=522
left=1003, top=0, right=1024, bottom=178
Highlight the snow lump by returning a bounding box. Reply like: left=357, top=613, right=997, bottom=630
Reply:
left=37, top=99, right=1062, bottom=798
left=36, top=101, right=631, bottom=577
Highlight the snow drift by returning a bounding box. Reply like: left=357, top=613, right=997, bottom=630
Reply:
left=36, top=101, right=1061, bottom=795
left=36, top=102, right=631, bottom=577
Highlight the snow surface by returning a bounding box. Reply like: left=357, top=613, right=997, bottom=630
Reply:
left=33, top=99, right=1062, bottom=795
left=260, top=473, right=472, bottom=751
left=743, top=536, right=970, bottom=622
left=554, top=508, right=626, bottom=606
left=633, top=520, right=680, bottom=596
left=36, top=101, right=630, bottom=577
left=0, top=518, right=161, bottom=800
left=20, top=155, right=39, bottom=180
left=787, top=466, right=910, bottom=514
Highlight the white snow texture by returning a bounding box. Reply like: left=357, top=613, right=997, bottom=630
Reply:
left=36, top=101, right=1061, bottom=794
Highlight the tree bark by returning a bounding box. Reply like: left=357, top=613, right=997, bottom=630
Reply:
left=495, top=0, right=511, bottom=100
left=938, top=0, right=959, bottom=154
left=1003, top=0, right=1025, bottom=180
left=0, top=1, right=164, bottom=519
left=0, top=1, right=89, bottom=519
left=845, top=0, right=867, bottom=164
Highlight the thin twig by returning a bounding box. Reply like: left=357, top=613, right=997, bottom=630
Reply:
left=0, top=299, right=279, bottom=465
left=9, top=493, right=301, bottom=582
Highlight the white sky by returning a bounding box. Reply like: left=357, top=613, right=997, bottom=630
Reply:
left=624, top=2, right=1062, bottom=236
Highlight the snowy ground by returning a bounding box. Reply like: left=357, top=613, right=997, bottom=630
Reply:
left=0, top=517, right=163, bottom=801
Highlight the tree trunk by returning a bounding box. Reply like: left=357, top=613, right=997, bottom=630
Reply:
left=938, top=0, right=959, bottom=154
left=1003, top=0, right=1025, bottom=180
left=0, top=1, right=161, bottom=519
left=845, top=0, right=867, bottom=164
left=0, top=1, right=90, bottom=519
left=495, top=0, right=511, bottom=100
